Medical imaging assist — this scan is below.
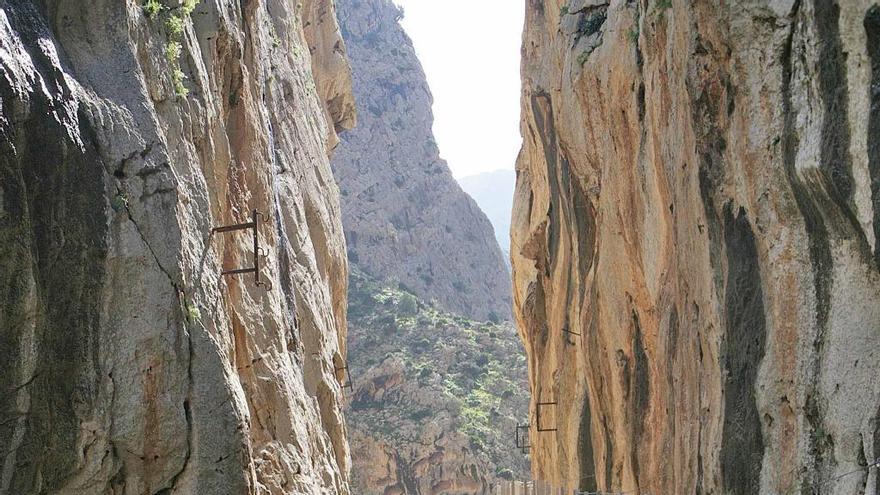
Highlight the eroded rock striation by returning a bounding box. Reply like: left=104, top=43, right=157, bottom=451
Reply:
left=0, top=0, right=355, bottom=493
left=332, top=0, right=511, bottom=322
left=512, top=1, right=880, bottom=494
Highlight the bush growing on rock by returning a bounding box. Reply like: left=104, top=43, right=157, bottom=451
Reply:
left=398, top=293, right=418, bottom=316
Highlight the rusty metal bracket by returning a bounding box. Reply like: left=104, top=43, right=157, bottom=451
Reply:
left=213, top=209, right=272, bottom=290
left=515, top=423, right=531, bottom=453
left=562, top=324, right=582, bottom=337
left=536, top=400, right=558, bottom=432
left=335, top=365, right=353, bottom=392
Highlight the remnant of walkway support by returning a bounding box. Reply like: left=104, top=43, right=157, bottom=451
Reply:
left=561, top=324, right=581, bottom=337
left=536, top=399, right=558, bottom=432
left=335, top=365, right=353, bottom=392
left=213, top=209, right=272, bottom=290
left=515, top=423, right=531, bottom=454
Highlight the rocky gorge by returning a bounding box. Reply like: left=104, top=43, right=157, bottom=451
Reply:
left=512, top=0, right=880, bottom=494
left=331, top=0, right=528, bottom=492
left=4, top=0, right=880, bottom=494
left=1, top=0, right=355, bottom=493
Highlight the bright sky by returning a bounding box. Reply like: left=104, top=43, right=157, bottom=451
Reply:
left=393, top=0, right=524, bottom=179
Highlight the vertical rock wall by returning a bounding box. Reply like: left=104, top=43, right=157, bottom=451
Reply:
left=0, top=0, right=355, bottom=493
left=512, top=1, right=880, bottom=494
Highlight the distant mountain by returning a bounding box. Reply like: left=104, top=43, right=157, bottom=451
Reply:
left=333, top=0, right=511, bottom=322
left=458, top=169, right=516, bottom=255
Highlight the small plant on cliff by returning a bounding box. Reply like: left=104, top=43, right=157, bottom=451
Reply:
left=165, top=14, right=185, bottom=35
left=577, top=50, right=590, bottom=66
left=560, top=4, right=569, bottom=17
left=143, top=0, right=163, bottom=19
left=627, top=26, right=640, bottom=44
left=110, top=192, right=129, bottom=212
left=154, top=1, right=201, bottom=99
left=181, top=0, right=199, bottom=16
left=186, top=302, right=201, bottom=323
left=172, top=68, right=189, bottom=98
left=397, top=293, right=418, bottom=316
left=165, top=41, right=182, bottom=64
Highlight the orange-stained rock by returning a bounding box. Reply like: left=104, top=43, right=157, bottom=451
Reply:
left=513, top=1, right=880, bottom=494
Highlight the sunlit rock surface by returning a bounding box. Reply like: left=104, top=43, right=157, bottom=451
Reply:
left=0, top=1, right=355, bottom=493
left=512, top=1, right=880, bottom=494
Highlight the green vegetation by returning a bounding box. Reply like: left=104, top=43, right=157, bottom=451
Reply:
left=143, top=0, right=163, bottom=19
left=577, top=50, right=590, bottom=66
left=143, top=0, right=198, bottom=99
left=627, top=26, right=640, bottom=44
left=579, top=11, right=607, bottom=37
left=345, top=268, right=529, bottom=474
left=164, top=41, right=182, bottom=63
left=186, top=302, right=201, bottom=323
left=397, top=292, right=418, bottom=316
left=165, top=15, right=185, bottom=35
left=655, top=0, right=672, bottom=17
left=181, top=0, right=199, bottom=15
left=560, top=4, right=569, bottom=17
left=110, top=192, right=129, bottom=212
left=172, top=68, right=189, bottom=98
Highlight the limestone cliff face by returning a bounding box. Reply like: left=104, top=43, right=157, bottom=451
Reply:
left=512, top=1, right=880, bottom=494
left=332, top=0, right=511, bottom=322
left=0, top=1, right=355, bottom=493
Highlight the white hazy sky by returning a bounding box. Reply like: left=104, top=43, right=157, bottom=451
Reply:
left=393, top=0, right=525, bottom=178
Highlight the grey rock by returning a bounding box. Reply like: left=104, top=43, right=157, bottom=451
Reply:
left=0, top=1, right=355, bottom=493
left=332, top=0, right=512, bottom=322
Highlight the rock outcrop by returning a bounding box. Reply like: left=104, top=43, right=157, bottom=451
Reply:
left=332, top=0, right=511, bottom=322
left=0, top=1, right=355, bottom=493
left=512, top=1, right=880, bottom=494
left=344, top=269, right=529, bottom=494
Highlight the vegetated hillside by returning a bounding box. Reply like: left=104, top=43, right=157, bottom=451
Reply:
left=332, top=0, right=511, bottom=321
left=344, top=268, right=530, bottom=494
left=0, top=1, right=355, bottom=493
left=459, top=169, right=517, bottom=257
left=512, top=1, right=880, bottom=494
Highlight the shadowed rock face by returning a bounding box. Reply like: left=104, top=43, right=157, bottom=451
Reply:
left=332, top=0, right=512, bottom=322
left=512, top=1, right=880, bottom=494
left=0, top=1, right=355, bottom=493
